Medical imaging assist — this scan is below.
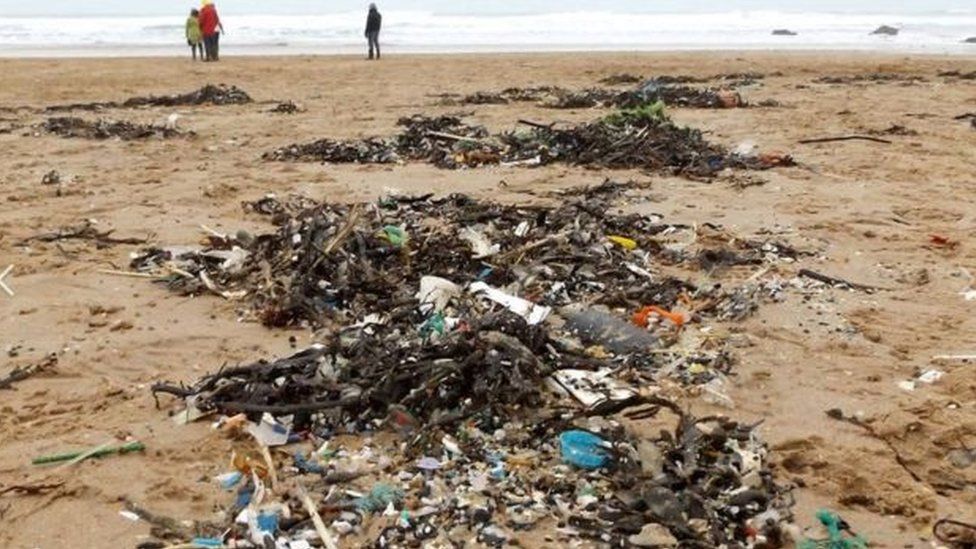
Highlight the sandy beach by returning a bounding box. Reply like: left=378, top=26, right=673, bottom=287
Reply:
left=1, top=51, right=975, bottom=547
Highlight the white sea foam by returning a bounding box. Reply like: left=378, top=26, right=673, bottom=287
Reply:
left=0, top=9, right=974, bottom=56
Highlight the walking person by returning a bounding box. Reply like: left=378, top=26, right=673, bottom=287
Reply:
left=365, top=3, right=382, bottom=60
left=186, top=9, right=204, bottom=61
left=199, top=0, right=225, bottom=62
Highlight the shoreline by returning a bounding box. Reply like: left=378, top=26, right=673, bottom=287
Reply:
left=2, top=43, right=976, bottom=59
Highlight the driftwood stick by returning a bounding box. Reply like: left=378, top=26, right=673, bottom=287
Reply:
left=517, top=119, right=556, bottom=130
left=219, top=396, right=363, bottom=415
left=0, top=355, right=57, bottom=390
left=798, top=135, right=892, bottom=145
left=0, top=482, right=64, bottom=497
left=296, top=481, right=339, bottom=549
left=97, top=269, right=160, bottom=279
left=426, top=131, right=489, bottom=143
left=798, top=268, right=877, bottom=292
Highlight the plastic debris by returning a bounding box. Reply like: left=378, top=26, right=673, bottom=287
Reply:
left=355, top=484, right=405, bottom=514
left=469, top=281, right=551, bottom=325
left=560, top=430, right=611, bottom=470
left=798, top=509, right=868, bottom=549
left=246, top=413, right=291, bottom=447
left=32, top=441, right=146, bottom=465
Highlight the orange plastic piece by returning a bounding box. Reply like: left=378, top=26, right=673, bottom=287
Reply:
left=632, top=305, right=685, bottom=328
left=930, top=234, right=958, bottom=248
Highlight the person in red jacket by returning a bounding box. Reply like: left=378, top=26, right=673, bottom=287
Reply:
left=199, top=0, right=225, bottom=62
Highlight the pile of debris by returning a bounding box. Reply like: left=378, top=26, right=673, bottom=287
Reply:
left=43, top=84, right=252, bottom=112
left=264, top=111, right=789, bottom=175
left=132, top=190, right=793, bottom=331
left=813, top=73, right=927, bottom=85
left=599, top=73, right=644, bottom=85
left=549, top=80, right=745, bottom=110
left=123, top=84, right=252, bottom=107
left=269, top=101, right=302, bottom=114
left=141, top=189, right=799, bottom=548
left=42, top=117, right=189, bottom=140
left=440, top=79, right=750, bottom=110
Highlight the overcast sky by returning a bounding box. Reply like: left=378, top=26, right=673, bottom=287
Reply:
left=1, top=0, right=973, bottom=17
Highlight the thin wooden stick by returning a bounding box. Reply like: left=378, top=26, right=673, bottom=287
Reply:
left=97, top=269, right=159, bottom=279
left=296, top=481, right=338, bottom=549
left=798, top=135, right=892, bottom=145
left=258, top=444, right=278, bottom=493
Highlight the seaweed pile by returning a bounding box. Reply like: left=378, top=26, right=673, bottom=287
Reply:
left=142, top=189, right=798, bottom=548
left=43, top=84, right=252, bottom=112
left=813, top=73, right=927, bottom=85
left=441, top=80, right=747, bottom=110
left=263, top=110, right=787, bottom=175
left=131, top=189, right=793, bottom=336
left=42, top=117, right=189, bottom=140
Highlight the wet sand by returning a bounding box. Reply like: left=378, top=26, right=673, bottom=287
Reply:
left=0, top=52, right=975, bottom=547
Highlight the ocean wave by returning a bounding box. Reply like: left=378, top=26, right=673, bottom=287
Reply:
left=0, top=10, right=974, bottom=52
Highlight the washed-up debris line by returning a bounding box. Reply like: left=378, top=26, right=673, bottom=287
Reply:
left=19, top=219, right=150, bottom=248
left=150, top=351, right=795, bottom=547
left=43, top=84, right=252, bottom=112
left=264, top=110, right=790, bottom=176
left=602, top=72, right=768, bottom=87
left=145, top=190, right=798, bottom=548
left=442, top=78, right=752, bottom=110
left=132, top=191, right=794, bottom=332
left=867, top=124, right=918, bottom=137
left=42, top=117, right=190, bottom=140
left=599, top=73, right=644, bottom=85
left=813, top=73, right=927, bottom=85
left=939, top=69, right=976, bottom=80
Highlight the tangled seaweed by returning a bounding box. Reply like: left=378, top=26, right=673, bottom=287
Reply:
left=42, top=117, right=189, bottom=140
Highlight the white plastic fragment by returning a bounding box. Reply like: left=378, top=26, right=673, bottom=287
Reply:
left=468, top=281, right=551, bottom=325
left=247, top=413, right=291, bottom=447
left=459, top=227, right=500, bottom=259
left=416, top=276, right=461, bottom=313
left=547, top=369, right=637, bottom=409
left=917, top=369, right=945, bottom=384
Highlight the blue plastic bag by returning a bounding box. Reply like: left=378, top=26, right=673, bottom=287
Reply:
left=560, top=430, right=611, bottom=470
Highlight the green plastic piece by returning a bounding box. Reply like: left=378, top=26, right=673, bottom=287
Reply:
left=32, top=441, right=146, bottom=465
left=798, top=509, right=868, bottom=549
left=381, top=225, right=407, bottom=248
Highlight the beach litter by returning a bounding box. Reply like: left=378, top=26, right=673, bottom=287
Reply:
left=269, top=101, right=302, bottom=114
left=32, top=440, right=145, bottom=465
left=798, top=509, right=868, bottom=549
left=130, top=185, right=810, bottom=547
left=42, top=116, right=191, bottom=140
left=441, top=78, right=753, bottom=110
left=43, top=84, right=253, bottom=112
left=265, top=108, right=791, bottom=176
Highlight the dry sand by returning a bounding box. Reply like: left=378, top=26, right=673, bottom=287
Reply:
left=0, top=52, right=975, bottom=547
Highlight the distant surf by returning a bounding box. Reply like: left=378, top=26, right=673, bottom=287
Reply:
left=1, top=10, right=974, bottom=56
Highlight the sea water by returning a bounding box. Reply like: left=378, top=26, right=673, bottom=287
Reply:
left=0, top=0, right=974, bottom=56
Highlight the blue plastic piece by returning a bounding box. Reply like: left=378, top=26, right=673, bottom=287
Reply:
left=191, top=538, right=223, bottom=548
left=256, top=510, right=279, bottom=534
left=294, top=452, right=326, bottom=474
left=560, top=430, right=610, bottom=470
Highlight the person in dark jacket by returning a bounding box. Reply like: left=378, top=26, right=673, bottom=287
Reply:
left=365, top=4, right=382, bottom=60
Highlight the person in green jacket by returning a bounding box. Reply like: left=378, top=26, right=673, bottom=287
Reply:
left=186, top=9, right=204, bottom=61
